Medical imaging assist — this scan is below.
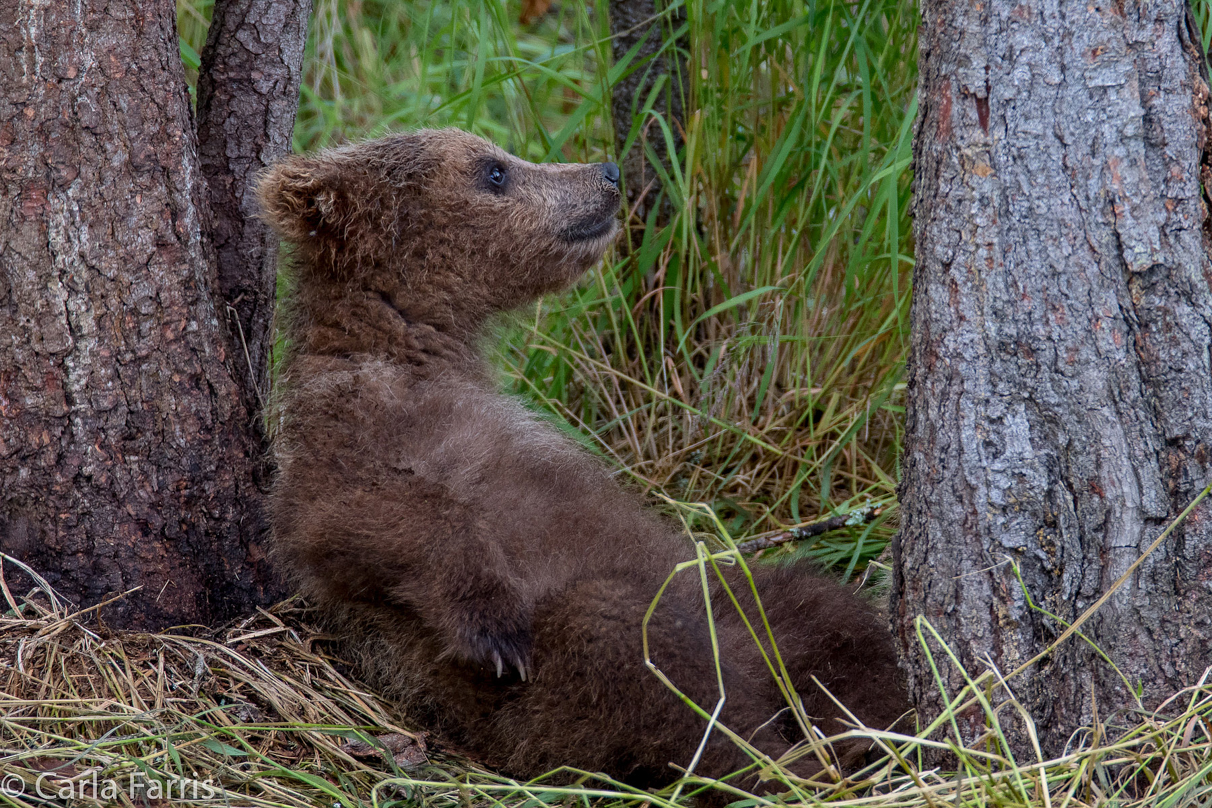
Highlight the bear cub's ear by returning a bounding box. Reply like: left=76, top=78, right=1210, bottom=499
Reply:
left=256, top=157, right=347, bottom=243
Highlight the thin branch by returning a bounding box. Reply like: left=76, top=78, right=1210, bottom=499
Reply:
left=735, top=506, right=883, bottom=554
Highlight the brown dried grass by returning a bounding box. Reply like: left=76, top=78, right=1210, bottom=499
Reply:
left=0, top=558, right=444, bottom=807
left=3, top=547, right=1212, bottom=808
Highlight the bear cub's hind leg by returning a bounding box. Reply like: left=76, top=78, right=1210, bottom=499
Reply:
left=713, top=563, right=907, bottom=759
left=478, top=575, right=800, bottom=792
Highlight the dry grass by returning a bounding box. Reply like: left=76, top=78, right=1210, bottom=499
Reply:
left=3, top=541, right=1212, bottom=808
left=0, top=561, right=437, bottom=807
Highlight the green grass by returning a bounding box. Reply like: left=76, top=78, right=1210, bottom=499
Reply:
left=178, top=0, right=917, bottom=569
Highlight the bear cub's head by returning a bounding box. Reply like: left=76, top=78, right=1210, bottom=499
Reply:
left=257, top=129, right=621, bottom=316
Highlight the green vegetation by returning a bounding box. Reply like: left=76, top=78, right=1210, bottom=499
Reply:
left=179, top=0, right=917, bottom=569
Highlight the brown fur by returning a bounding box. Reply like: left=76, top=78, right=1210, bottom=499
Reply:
left=259, top=129, right=907, bottom=796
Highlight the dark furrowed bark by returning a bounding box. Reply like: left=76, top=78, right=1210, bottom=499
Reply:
left=0, top=0, right=285, bottom=627
left=893, top=0, right=1212, bottom=757
left=196, top=0, right=312, bottom=418
left=608, top=0, right=686, bottom=224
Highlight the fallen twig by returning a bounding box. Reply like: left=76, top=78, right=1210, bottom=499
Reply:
left=735, top=505, right=883, bottom=553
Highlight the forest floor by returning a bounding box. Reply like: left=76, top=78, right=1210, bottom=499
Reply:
left=2, top=565, right=1210, bottom=808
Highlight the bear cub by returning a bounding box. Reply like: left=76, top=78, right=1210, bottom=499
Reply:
left=258, top=129, right=907, bottom=794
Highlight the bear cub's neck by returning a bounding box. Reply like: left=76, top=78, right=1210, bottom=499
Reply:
left=292, top=260, right=492, bottom=374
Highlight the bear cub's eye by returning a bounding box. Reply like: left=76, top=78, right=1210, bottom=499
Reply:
left=487, top=163, right=507, bottom=190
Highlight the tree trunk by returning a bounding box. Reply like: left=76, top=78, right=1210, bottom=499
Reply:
left=0, top=0, right=307, bottom=627
left=893, top=0, right=1212, bottom=757
left=197, top=0, right=311, bottom=413
left=608, top=0, right=686, bottom=223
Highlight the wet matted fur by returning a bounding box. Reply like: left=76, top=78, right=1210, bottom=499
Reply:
left=258, top=129, right=907, bottom=795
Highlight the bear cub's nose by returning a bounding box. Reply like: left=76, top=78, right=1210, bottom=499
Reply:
left=600, top=162, right=620, bottom=187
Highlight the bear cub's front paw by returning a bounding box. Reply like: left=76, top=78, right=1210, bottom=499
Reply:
left=458, top=619, right=533, bottom=680
left=446, top=595, right=533, bottom=680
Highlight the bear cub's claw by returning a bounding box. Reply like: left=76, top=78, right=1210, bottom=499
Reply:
left=490, top=649, right=528, bottom=681
left=456, top=619, right=533, bottom=681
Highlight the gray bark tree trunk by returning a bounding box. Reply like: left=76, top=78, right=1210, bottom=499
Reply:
left=608, top=0, right=686, bottom=223
left=197, top=0, right=311, bottom=413
left=0, top=0, right=308, bottom=627
left=893, top=0, right=1212, bottom=757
